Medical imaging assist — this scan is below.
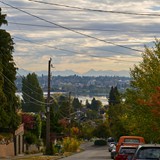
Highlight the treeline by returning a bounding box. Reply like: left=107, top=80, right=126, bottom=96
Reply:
left=16, top=75, right=130, bottom=96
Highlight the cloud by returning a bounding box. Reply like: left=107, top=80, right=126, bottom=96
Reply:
left=1, top=0, right=160, bottom=74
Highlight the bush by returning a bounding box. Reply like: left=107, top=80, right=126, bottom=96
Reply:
left=94, top=139, right=107, bottom=146
left=63, top=137, right=80, bottom=152
left=24, top=132, right=37, bottom=145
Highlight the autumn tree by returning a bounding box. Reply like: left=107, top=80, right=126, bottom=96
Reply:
left=124, top=39, right=160, bottom=142
left=0, top=8, right=20, bottom=131
left=22, top=73, right=45, bottom=113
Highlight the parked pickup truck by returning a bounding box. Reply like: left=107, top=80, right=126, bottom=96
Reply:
left=116, top=136, right=145, bottom=153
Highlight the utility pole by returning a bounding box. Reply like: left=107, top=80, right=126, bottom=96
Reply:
left=46, top=58, right=52, bottom=154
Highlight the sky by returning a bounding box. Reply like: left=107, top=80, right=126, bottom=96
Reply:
left=1, top=0, right=160, bottom=75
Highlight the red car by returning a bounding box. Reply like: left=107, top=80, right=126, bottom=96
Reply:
left=115, top=146, right=138, bottom=160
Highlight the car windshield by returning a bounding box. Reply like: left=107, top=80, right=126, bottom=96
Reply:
left=120, top=148, right=137, bottom=154
left=137, top=147, right=160, bottom=159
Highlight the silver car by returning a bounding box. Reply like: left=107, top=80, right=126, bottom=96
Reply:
left=132, top=144, right=160, bottom=160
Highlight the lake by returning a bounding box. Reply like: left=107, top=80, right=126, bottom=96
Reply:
left=16, top=92, right=108, bottom=106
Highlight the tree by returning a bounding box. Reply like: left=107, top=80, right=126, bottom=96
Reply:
left=92, top=123, right=110, bottom=139
left=72, top=97, right=82, bottom=111
left=0, top=8, right=20, bottom=131
left=107, top=103, right=129, bottom=140
left=124, top=39, right=160, bottom=142
left=90, top=97, right=102, bottom=111
left=108, top=86, right=120, bottom=105
left=0, top=8, right=7, bottom=26
left=129, top=38, right=160, bottom=99
left=22, top=73, right=45, bottom=113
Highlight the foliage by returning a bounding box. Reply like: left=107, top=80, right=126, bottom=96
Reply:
left=80, top=122, right=94, bottom=140
left=135, top=87, right=160, bottom=142
left=108, top=86, right=121, bottom=105
left=0, top=8, right=7, bottom=26
left=62, top=137, right=80, bottom=152
left=0, top=8, right=20, bottom=131
left=129, top=38, right=160, bottom=99
left=22, top=113, right=42, bottom=140
left=50, top=97, right=64, bottom=134
left=90, top=97, right=102, bottom=111
left=22, top=113, right=35, bottom=130
left=124, top=39, right=160, bottom=142
left=71, top=127, right=79, bottom=137
left=22, top=72, right=45, bottom=113
left=72, top=97, right=82, bottom=111
left=92, top=123, right=110, bottom=139
left=24, top=131, right=38, bottom=145
left=94, top=139, right=107, bottom=146
left=107, top=103, right=129, bottom=140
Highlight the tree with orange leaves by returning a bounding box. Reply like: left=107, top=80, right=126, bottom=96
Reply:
left=124, top=39, right=160, bottom=142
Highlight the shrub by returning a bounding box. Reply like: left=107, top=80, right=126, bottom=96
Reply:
left=63, top=137, right=80, bottom=152
left=94, top=139, right=107, bottom=146
left=24, top=132, right=37, bottom=145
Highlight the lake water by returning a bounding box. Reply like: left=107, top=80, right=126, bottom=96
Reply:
left=16, top=92, right=108, bottom=106
left=77, top=96, right=108, bottom=105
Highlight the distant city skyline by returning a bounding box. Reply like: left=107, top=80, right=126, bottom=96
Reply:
left=1, top=1, right=160, bottom=74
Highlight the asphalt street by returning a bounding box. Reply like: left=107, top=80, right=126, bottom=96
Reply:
left=60, top=142, right=112, bottom=160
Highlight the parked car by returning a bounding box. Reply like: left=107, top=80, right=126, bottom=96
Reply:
left=116, top=136, right=145, bottom=153
left=115, top=145, right=138, bottom=160
left=107, top=137, right=115, bottom=146
left=108, top=142, right=116, bottom=152
left=132, top=144, right=160, bottom=160
left=111, top=145, right=117, bottom=159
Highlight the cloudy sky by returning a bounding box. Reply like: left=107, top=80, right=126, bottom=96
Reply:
left=1, top=0, right=160, bottom=75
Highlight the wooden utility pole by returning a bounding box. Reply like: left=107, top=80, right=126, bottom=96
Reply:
left=46, top=58, right=52, bottom=154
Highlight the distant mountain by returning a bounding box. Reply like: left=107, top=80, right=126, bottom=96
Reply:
left=83, top=69, right=130, bottom=77
left=17, top=69, right=79, bottom=76
left=17, top=68, right=130, bottom=77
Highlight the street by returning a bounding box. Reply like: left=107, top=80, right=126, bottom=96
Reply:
left=60, top=142, right=112, bottom=160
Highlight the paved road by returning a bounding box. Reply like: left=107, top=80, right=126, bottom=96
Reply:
left=60, top=142, right=112, bottom=160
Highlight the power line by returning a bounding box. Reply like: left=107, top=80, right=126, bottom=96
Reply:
left=0, top=1, right=142, bottom=52
left=0, top=71, right=51, bottom=105
left=28, top=0, right=160, bottom=17
left=1, top=6, right=80, bottom=11
left=13, top=36, right=139, bottom=63
left=0, top=49, right=46, bottom=98
left=8, top=21, right=160, bottom=34
left=0, top=50, right=52, bottom=105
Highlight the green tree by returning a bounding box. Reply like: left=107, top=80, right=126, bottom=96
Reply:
left=92, top=123, right=110, bottom=139
left=90, top=97, right=102, bottom=111
left=22, top=73, right=45, bottom=113
left=0, top=8, right=20, bottom=131
left=124, top=39, right=160, bottom=142
left=72, top=97, right=82, bottom=111
left=107, top=103, right=129, bottom=140
left=108, top=86, right=120, bottom=105
left=128, top=38, right=160, bottom=99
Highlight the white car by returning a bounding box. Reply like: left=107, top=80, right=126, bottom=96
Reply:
left=108, top=142, right=116, bottom=152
